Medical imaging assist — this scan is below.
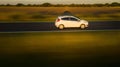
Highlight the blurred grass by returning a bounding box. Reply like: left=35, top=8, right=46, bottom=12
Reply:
left=0, top=31, right=120, bottom=66
left=0, top=31, right=120, bottom=53
left=0, top=7, right=120, bottom=22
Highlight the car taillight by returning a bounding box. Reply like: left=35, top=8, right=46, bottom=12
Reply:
left=56, top=19, right=60, bottom=22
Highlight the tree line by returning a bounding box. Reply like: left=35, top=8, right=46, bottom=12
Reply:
left=0, top=2, right=120, bottom=7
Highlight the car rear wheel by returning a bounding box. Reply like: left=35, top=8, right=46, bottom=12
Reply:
left=58, top=24, right=64, bottom=29
left=80, top=24, right=85, bottom=29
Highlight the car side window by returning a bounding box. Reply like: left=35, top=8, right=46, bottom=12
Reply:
left=70, top=17, right=78, bottom=21
left=61, top=17, right=69, bottom=21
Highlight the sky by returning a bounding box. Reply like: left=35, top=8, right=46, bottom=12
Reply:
left=0, top=0, right=120, bottom=4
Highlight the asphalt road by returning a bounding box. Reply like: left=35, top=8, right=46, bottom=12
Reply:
left=0, top=21, right=120, bottom=32
left=0, top=21, right=120, bottom=67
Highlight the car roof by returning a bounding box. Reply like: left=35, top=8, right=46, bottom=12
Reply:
left=58, top=11, right=80, bottom=19
left=61, top=11, right=73, bottom=16
left=58, top=15, right=79, bottom=19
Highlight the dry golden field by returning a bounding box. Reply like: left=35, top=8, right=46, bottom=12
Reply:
left=0, top=31, right=120, bottom=66
left=0, top=7, right=120, bottom=22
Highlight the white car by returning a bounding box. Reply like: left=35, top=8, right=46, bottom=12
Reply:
left=55, top=16, right=88, bottom=29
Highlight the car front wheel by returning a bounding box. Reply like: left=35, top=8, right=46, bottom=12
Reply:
left=58, top=24, right=64, bottom=30
left=80, top=24, right=85, bottom=29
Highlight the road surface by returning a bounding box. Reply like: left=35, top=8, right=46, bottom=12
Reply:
left=0, top=21, right=120, bottom=32
left=0, top=21, right=120, bottom=67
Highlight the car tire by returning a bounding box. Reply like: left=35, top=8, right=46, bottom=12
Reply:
left=58, top=24, right=64, bottom=30
left=80, top=24, right=85, bottom=29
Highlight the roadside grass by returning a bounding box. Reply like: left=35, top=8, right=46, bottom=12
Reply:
left=0, top=31, right=120, bottom=54
left=0, top=7, right=120, bottom=22
left=0, top=31, right=120, bottom=66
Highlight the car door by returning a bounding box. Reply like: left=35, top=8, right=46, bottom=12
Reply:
left=61, top=17, right=71, bottom=27
left=69, top=17, right=80, bottom=27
